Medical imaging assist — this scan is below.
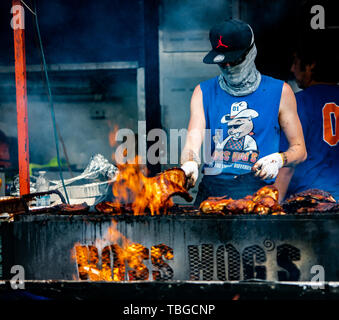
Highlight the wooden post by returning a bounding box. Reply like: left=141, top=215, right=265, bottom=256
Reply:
left=12, top=0, right=30, bottom=195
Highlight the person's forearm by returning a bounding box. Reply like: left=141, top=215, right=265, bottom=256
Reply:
left=181, top=84, right=205, bottom=167
left=180, top=129, right=204, bottom=165
left=274, top=167, right=295, bottom=202
left=180, top=130, right=203, bottom=189
left=180, top=147, right=201, bottom=165
left=281, top=143, right=307, bottom=167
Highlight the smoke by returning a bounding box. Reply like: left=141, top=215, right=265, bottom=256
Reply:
left=32, top=0, right=142, bottom=64
left=0, top=0, right=141, bottom=170
left=1, top=0, right=323, bottom=172
left=161, top=0, right=231, bottom=31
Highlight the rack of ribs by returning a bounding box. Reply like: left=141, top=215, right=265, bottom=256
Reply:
left=283, top=189, right=338, bottom=213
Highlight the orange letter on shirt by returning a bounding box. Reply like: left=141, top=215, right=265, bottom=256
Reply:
left=322, top=103, right=339, bottom=147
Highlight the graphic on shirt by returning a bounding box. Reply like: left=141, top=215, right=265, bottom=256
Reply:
left=322, top=102, right=339, bottom=147
left=211, top=101, right=260, bottom=172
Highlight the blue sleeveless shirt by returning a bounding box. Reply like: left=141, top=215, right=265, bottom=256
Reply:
left=280, top=84, right=339, bottom=199
left=200, top=75, right=284, bottom=180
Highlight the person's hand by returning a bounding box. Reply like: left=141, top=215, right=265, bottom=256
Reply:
left=181, top=161, right=199, bottom=189
left=252, top=153, right=284, bottom=180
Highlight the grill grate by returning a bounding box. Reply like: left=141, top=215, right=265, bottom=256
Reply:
left=188, top=244, right=214, bottom=280
left=242, top=245, right=267, bottom=280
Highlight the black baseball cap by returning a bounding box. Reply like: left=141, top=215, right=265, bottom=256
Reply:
left=203, top=19, right=253, bottom=64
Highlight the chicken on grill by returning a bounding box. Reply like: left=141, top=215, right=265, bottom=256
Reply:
left=95, top=201, right=133, bottom=214
left=200, top=185, right=284, bottom=215
left=198, top=196, right=233, bottom=214
left=224, top=196, right=256, bottom=214
left=97, top=167, right=192, bottom=215
left=149, top=168, right=193, bottom=206
left=253, top=185, right=279, bottom=202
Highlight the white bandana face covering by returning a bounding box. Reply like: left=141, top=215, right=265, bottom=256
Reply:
left=218, top=43, right=261, bottom=97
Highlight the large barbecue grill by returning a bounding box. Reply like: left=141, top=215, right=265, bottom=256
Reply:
left=2, top=209, right=339, bottom=283
left=2, top=0, right=337, bottom=304
left=1, top=168, right=338, bottom=300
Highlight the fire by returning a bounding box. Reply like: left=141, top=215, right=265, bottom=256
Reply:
left=109, top=123, right=168, bottom=215
left=72, top=220, right=152, bottom=281
left=111, top=158, right=191, bottom=215
left=108, top=123, right=119, bottom=148
left=151, top=244, right=174, bottom=280
left=107, top=120, right=191, bottom=216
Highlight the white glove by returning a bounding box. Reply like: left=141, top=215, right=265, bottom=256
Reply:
left=181, top=161, right=199, bottom=189
left=252, top=153, right=284, bottom=180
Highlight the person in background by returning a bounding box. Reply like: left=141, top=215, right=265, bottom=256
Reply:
left=275, top=37, right=339, bottom=201
left=0, top=130, right=12, bottom=168
left=180, top=19, right=307, bottom=205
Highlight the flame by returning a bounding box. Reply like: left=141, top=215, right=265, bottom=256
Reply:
left=108, top=124, right=163, bottom=215
left=108, top=123, right=119, bottom=148
left=107, top=119, right=191, bottom=215
left=72, top=220, right=151, bottom=281
left=108, top=123, right=120, bottom=164
left=111, top=157, right=188, bottom=215
left=151, top=244, right=174, bottom=280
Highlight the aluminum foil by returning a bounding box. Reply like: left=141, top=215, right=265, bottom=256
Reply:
left=83, top=154, right=117, bottom=180
left=10, top=154, right=118, bottom=196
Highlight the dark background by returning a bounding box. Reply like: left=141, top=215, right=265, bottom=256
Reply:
left=1, top=0, right=337, bottom=77
left=0, top=0, right=337, bottom=177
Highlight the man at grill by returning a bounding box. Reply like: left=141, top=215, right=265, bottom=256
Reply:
left=275, top=37, right=339, bottom=201
left=180, top=19, right=307, bottom=205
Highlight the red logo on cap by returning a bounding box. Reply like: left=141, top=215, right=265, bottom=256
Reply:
left=216, top=36, right=228, bottom=49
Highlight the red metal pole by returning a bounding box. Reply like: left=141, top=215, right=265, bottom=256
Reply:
left=12, top=0, right=30, bottom=195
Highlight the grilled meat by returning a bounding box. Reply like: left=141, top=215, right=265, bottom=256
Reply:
left=30, top=202, right=90, bottom=214
left=254, top=196, right=282, bottom=214
left=148, top=168, right=193, bottom=207
left=296, top=202, right=339, bottom=213
left=253, top=185, right=279, bottom=202
left=199, top=196, right=233, bottom=214
left=253, top=204, right=271, bottom=215
left=161, top=168, right=188, bottom=189
left=225, top=198, right=256, bottom=214
left=283, top=189, right=337, bottom=213
left=95, top=201, right=133, bottom=214
left=102, top=167, right=192, bottom=214
left=0, top=196, right=27, bottom=214
left=54, top=203, right=89, bottom=214
left=199, top=185, right=283, bottom=215
left=291, top=189, right=336, bottom=203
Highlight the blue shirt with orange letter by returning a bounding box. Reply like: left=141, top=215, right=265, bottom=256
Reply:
left=280, top=84, right=339, bottom=200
